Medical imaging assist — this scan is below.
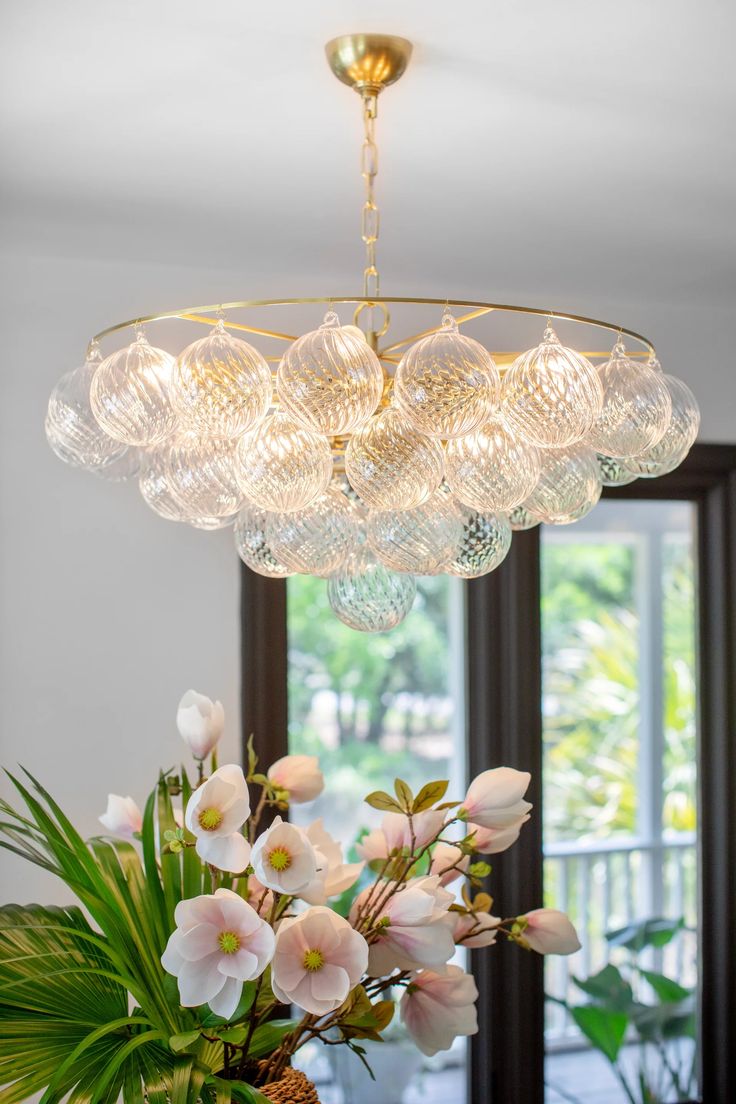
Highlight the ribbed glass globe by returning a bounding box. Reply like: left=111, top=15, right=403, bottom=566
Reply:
left=45, top=347, right=129, bottom=470
left=597, top=453, right=637, bottom=488
left=587, top=340, right=672, bottom=457
left=90, top=330, right=176, bottom=446
left=234, top=504, right=294, bottom=578
left=394, top=312, right=500, bottom=439
left=367, top=486, right=463, bottom=575
left=445, top=507, right=512, bottom=579
left=525, top=445, right=601, bottom=524
left=173, top=320, right=272, bottom=438
left=188, top=513, right=238, bottom=531
left=328, top=547, right=417, bottom=632
left=625, top=366, right=700, bottom=478
left=235, top=412, right=333, bottom=513
left=501, top=325, right=603, bottom=448
left=345, top=407, right=445, bottom=510
left=164, top=433, right=243, bottom=518
left=139, top=449, right=188, bottom=521
left=265, top=486, right=357, bottom=576
left=445, top=415, right=541, bottom=511
left=508, top=505, right=540, bottom=531
left=276, top=310, right=383, bottom=435
left=92, top=447, right=141, bottom=482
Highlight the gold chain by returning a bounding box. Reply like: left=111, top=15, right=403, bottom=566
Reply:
left=361, top=91, right=380, bottom=298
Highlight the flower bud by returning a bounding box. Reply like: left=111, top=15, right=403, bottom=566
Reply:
left=267, top=754, right=324, bottom=804
left=176, top=689, right=225, bottom=760
left=99, top=794, right=142, bottom=838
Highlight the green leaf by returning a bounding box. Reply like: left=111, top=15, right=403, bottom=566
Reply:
left=412, top=780, right=449, bottom=813
left=169, top=1032, right=201, bottom=1053
left=570, top=1005, right=628, bottom=1063
left=468, top=861, right=492, bottom=879
left=572, top=964, right=634, bottom=1011
left=364, top=791, right=404, bottom=814
left=393, top=778, right=414, bottom=812
left=637, top=968, right=691, bottom=1004
left=246, top=1019, right=298, bottom=1060
left=606, top=916, right=684, bottom=952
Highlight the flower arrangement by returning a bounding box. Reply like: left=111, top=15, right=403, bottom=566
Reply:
left=0, top=690, right=580, bottom=1103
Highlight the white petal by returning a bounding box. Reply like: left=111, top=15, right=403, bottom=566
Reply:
left=207, top=976, right=242, bottom=1020
left=196, top=832, right=251, bottom=874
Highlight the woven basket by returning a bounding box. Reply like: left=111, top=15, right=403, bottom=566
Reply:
left=259, top=1066, right=320, bottom=1104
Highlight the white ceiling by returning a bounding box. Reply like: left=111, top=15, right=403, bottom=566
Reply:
left=1, top=0, right=735, bottom=427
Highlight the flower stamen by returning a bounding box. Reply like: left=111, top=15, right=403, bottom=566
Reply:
left=198, top=807, right=223, bottom=831
left=268, top=846, right=291, bottom=872
left=303, top=948, right=324, bottom=972
left=218, top=930, right=241, bottom=955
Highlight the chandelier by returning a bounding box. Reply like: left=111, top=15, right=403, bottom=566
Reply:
left=45, top=33, right=700, bottom=633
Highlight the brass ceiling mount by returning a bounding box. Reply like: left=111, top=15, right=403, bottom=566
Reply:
left=325, top=33, right=413, bottom=97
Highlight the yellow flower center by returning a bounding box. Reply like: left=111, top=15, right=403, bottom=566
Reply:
left=198, top=807, right=223, bottom=831
left=303, top=948, right=324, bottom=972
left=268, top=846, right=291, bottom=872
left=218, top=931, right=241, bottom=955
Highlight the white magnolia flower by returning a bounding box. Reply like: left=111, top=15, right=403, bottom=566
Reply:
left=298, top=819, right=364, bottom=905
left=250, top=816, right=318, bottom=895
left=517, top=908, right=581, bottom=955
left=267, top=755, right=324, bottom=804
left=451, top=910, right=501, bottom=948
left=271, top=906, right=368, bottom=1016
left=176, top=690, right=225, bottom=760
left=99, top=794, right=142, bottom=838
left=185, top=764, right=251, bottom=873
left=161, top=888, right=274, bottom=1019
left=351, top=874, right=455, bottom=976
left=355, top=808, right=446, bottom=864
left=468, top=815, right=529, bottom=854
left=461, top=767, right=532, bottom=830
left=429, top=842, right=469, bottom=886
left=400, top=966, right=479, bottom=1056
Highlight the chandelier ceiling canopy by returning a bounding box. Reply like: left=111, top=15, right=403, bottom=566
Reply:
left=45, top=33, right=700, bottom=632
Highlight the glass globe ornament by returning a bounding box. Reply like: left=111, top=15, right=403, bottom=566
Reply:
left=164, top=433, right=243, bottom=518
left=597, top=453, right=637, bottom=488
left=445, top=507, right=512, bottom=579
left=394, top=312, right=500, bottom=439
left=187, top=513, right=238, bottom=531
left=508, top=504, right=540, bottom=531
left=172, top=319, right=272, bottom=438
left=501, top=325, right=603, bottom=448
left=235, top=412, right=333, bottom=512
left=45, top=346, right=129, bottom=470
left=524, top=444, right=601, bottom=525
left=90, top=329, right=177, bottom=447
left=587, top=340, right=672, bottom=458
left=345, top=407, right=445, bottom=510
left=139, top=449, right=189, bottom=521
left=367, top=486, right=463, bottom=575
left=624, top=365, right=700, bottom=478
left=89, top=447, right=140, bottom=482
left=327, top=546, right=417, bottom=632
left=234, top=504, right=294, bottom=578
left=265, top=486, right=358, bottom=576
left=276, top=310, right=383, bottom=436
left=445, top=415, right=541, bottom=512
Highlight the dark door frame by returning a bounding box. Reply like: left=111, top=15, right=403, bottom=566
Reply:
left=241, top=443, right=736, bottom=1104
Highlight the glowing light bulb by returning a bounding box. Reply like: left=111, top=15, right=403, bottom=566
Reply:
left=173, top=320, right=272, bottom=438
left=45, top=345, right=129, bottom=470
left=235, top=412, right=333, bottom=512
left=588, top=340, right=672, bottom=457
left=445, top=415, right=541, bottom=511
left=265, top=486, right=357, bottom=575
left=501, top=325, right=603, bottom=448
left=90, top=329, right=176, bottom=446
left=164, top=433, right=243, bottom=518
left=277, top=310, right=383, bottom=435
left=328, top=546, right=417, bottom=632
left=234, top=504, right=294, bottom=577
left=367, top=486, right=463, bottom=575
left=345, top=407, right=445, bottom=510
left=394, top=312, right=500, bottom=439
left=445, top=507, right=512, bottom=578
left=625, top=363, right=700, bottom=477
left=524, top=444, right=601, bottom=524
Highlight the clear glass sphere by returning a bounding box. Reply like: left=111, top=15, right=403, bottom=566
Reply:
left=46, top=346, right=129, bottom=470
left=508, top=504, right=540, bottom=531
left=173, top=320, right=272, bottom=438
left=587, top=340, right=672, bottom=458
left=235, top=412, right=333, bottom=512
left=445, top=414, right=541, bottom=511
left=188, top=513, right=238, bottom=531
left=394, top=312, right=500, bottom=439
left=139, top=449, right=188, bottom=521
left=345, top=407, right=445, bottom=510
left=265, top=486, right=357, bottom=576
left=90, top=330, right=176, bottom=446
left=89, top=447, right=140, bottom=482
left=328, top=546, right=417, bottom=632
left=501, top=325, right=603, bottom=448
left=524, top=444, right=602, bottom=524
left=625, top=367, right=700, bottom=478
left=234, top=504, right=294, bottom=577
left=164, top=433, right=243, bottom=518
left=367, top=486, right=463, bottom=575
left=597, top=453, right=637, bottom=488
left=276, top=311, right=383, bottom=435
left=445, top=507, right=512, bottom=578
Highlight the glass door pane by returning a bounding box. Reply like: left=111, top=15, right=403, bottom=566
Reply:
left=286, top=574, right=468, bottom=1104
left=541, top=500, right=699, bottom=1104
